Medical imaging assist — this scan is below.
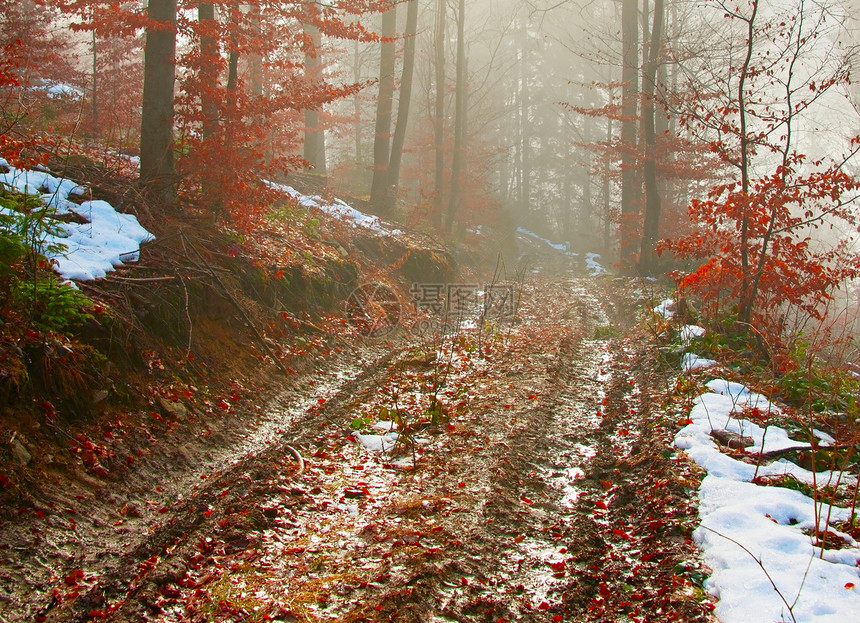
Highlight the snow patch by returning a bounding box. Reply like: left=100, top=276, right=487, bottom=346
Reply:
left=675, top=379, right=860, bottom=622
left=585, top=252, right=607, bottom=276
left=682, top=353, right=717, bottom=373
left=267, top=181, right=403, bottom=235
left=0, top=159, right=154, bottom=282
left=680, top=324, right=706, bottom=345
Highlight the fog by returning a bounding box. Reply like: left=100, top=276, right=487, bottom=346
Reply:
left=322, top=0, right=860, bottom=264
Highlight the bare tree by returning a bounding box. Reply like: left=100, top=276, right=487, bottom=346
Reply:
left=385, top=0, right=419, bottom=213
left=619, top=0, right=640, bottom=269
left=638, top=0, right=664, bottom=274
left=432, top=0, right=447, bottom=228
left=445, top=0, right=466, bottom=231
left=370, top=4, right=397, bottom=210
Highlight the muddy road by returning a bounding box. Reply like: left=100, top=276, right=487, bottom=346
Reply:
left=0, top=271, right=715, bottom=622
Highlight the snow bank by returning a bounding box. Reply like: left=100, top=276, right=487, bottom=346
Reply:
left=675, top=379, right=860, bottom=622
left=266, top=181, right=402, bottom=235
left=680, top=324, right=706, bottom=345
left=0, top=159, right=154, bottom=281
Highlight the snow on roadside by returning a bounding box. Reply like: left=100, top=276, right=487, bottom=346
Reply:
left=516, top=227, right=573, bottom=254
left=266, top=180, right=403, bottom=235
left=674, top=346, right=860, bottom=621
left=681, top=324, right=706, bottom=345
left=585, top=252, right=607, bottom=275
left=654, top=299, right=676, bottom=318
left=515, top=228, right=608, bottom=275
left=0, top=159, right=154, bottom=281
left=682, top=353, right=717, bottom=373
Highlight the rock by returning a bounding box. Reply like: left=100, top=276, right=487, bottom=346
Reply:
left=10, top=439, right=31, bottom=467
left=158, top=397, right=188, bottom=420
left=710, top=429, right=754, bottom=449
left=92, top=389, right=109, bottom=405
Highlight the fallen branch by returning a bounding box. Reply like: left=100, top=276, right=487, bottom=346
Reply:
left=108, top=275, right=176, bottom=283
left=752, top=444, right=856, bottom=460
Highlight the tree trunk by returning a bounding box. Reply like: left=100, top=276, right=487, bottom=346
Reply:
left=303, top=3, right=326, bottom=174
left=140, top=0, right=177, bottom=204
left=604, top=117, right=612, bottom=252
left=619, top=0, right=640, bottom=271
left=198, top=2, right=220, bottom=210
left=432, top=0, right=447, bottom=229
left=225, top=2, right=240, bottom=94
left=91, top=29, right=98, bottom=136
left=445, top=0, right=466, bottom=232
left=638, top=0, right=663, bottom=275
left=370, top=5, right=397, bottom=210
left=518, top=22, right=531, bottom=216
left=248, top=3, right=263, bottom=98
left=737, top=1, right=758, bottom=323
left=199, top=3, right=218, bottom=141
left=385, top=0, right=419, bottom=213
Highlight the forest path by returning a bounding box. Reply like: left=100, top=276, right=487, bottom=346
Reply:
left=3, top=270, right=714, bottom=622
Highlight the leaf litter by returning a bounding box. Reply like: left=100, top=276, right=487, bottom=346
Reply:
left=1, top=270, right=717, bottom=622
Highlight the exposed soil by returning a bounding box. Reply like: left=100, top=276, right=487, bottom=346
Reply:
left=0, top=250, right=717, bottom=621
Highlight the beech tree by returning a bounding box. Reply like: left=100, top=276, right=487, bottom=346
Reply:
left=660, top=0, right=860, bottom=354
left=445, top=0, right=466, bottom=231
left=638, top=0, right=664, bottom=275
left=385, top=0, right=419, bottom=214
left=139, top=0, right=177, bottom=203
left=432, top=0, right=447, bottom=228
left=0, top=0, right=82, bottom=166
left=619, top=0, right=640, bottom=270
left=370, top=3, right=397, bottom=210
left=303, top=2, right=327, bottom=174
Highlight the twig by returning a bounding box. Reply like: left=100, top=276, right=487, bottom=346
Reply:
left=285, top=444, right=305, bottom=475
left=175, top=269, right=193, bottom=357
left=180, top=230, right=291, bottom=377
left=699, top=524, right=798, bottom=623
left=107, top=275, right=176, bottom=283
left=752, top=444, right=855, bottom=460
